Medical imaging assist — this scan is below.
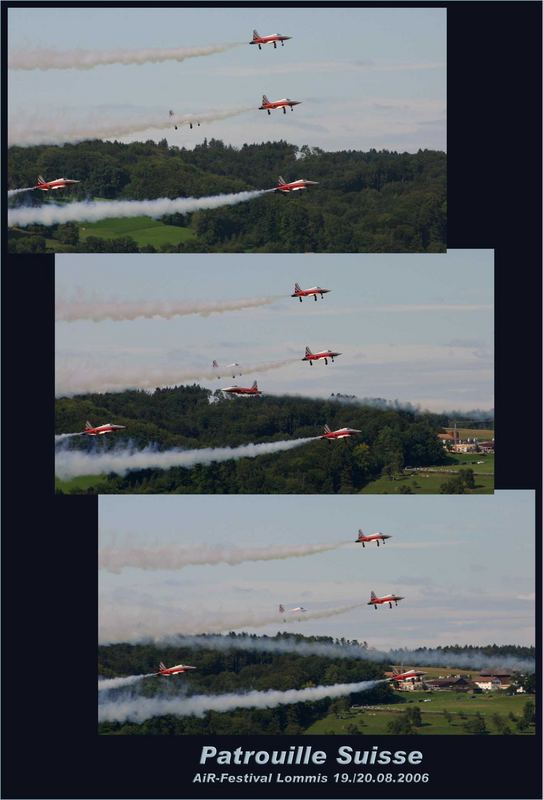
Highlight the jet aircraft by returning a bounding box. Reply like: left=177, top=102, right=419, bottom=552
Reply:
left=279, top=604, right=307, bottom=620
left=355, top=529, right=392, bottom=547
left=81, top=421, right=125, bottom=436
left=321, top=424, right=361, bottom=440
left=155, top=662, right=196, bottom=676
left=389, top=667, right=426, bottom=683
left=277, top=177, right=319, bottom=193
left=212, top=359, right=241, bottom=378
left=221, top=380, right=262, bottom=396
left=35, top=175, right=79, bottom=191
left=250, top=30, right=291, bottom=49
left=368, top=591, right=404, bottom=609
left=302, top=346, right=341, bottom=365
left=291, top=282, right=330, bottom=302
left=259, top=95, right=301, bottom=115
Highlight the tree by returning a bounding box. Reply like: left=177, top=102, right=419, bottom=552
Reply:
left=387, top=714, right=416, bottom=734
left=458, top=468, right=475, bottom=489
left=440, top=475, right=465, bottom=494
left=491, top=713, right=513, bottom=735
left=463, top=713, right=488, bottom=735
left=521, top=700, right=535, bottom=726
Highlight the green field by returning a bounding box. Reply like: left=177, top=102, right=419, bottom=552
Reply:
left=444, top=428, right=494, bottom=440
left=305, top=691, right=533, bottom=736
left=78, top=216, right=196, bottom=247
left=55, top=474, right=106, bottom=492
left=361, top=453, right=494, bottom=494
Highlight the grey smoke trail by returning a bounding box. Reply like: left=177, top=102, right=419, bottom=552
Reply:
left=99, top=603, right=362, bottom=642
left=54, top=432, right=81, bottom=442
left=153, top=635, right=535, bottom=674
left=9, top=42, right=242, bottom=71
left=8, top=106, right=253, bottom=147
left=56, top=293, right=284, bottom=322
left=99, top=539, right=345, bottom=573
left=98, top=680, right=384, bottom=723
left=9, top=189, right=270, bottom=228
left=7, top=187, right=34, bottom=197
left=55, top=357, right=297, bottom=395
left=56, top=437, right=317, bottom=479
left=98, top=674, right=154, bottom=692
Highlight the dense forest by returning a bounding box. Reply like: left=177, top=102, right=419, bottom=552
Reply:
left=56, top=387, right=450, bottom=493
left=8, top=139, right=446, bottom=253
left=98, top=634, right=535, bottom=736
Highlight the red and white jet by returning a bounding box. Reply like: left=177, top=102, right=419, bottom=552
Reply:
left=321, top=424, right=361, bottom=440
left=35, top=175, right=79, bottom=191
left=212, top=359, right=241, bottom=378
left=259, top=94, right=301, bottom=115
left=277, top=177, right=319, bottom=193
left=81, top=421, right=125, bottom=436
left=292, top=282, right=330, bottom=301
left=355, top=529, right=392, bottom=547
left=368, top=591, right=404, bottom=610
left=389, top=667, right=426, bottom=683
left=169, top=110, right=200, bottom=130
left=155, top=661, right=196, bottom=677
left=279, top=604, right=307, bottom=616
left=250, top=29, right=292, bottom=49
left=222, top=380, right=262, bottom=396
left=302, top=346, right=341, bottom=365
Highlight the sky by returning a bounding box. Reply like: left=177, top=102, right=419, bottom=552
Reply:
left=56, top=250, right=493, bottom=411
left=99, top=490, right=535, bottom=649
left=9, top=7, right=446, bottom=152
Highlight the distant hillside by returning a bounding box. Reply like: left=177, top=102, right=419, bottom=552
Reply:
left=8, top=139, right=446, bottom=253
left=55, top=386, right=448, bottom=494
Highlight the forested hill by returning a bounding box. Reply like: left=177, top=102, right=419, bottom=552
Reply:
left=55, top=386, right=447, bottom=494
left=9, top=139, right=446, bottom=253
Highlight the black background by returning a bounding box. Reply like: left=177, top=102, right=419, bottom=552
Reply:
left=1, top=2, right=541, bottom=799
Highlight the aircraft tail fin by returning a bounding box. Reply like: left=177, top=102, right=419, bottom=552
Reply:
left=37, top=175, right=46, bottom=185
left=294, top=281, right=301, bottom=292
left=278, top=175, right=287, bottom=185
left=278, top=604, right=284, bottom=613
left=262, top=94, right=269, bottom=105
left=251, top=381, right=258, bottom=390
left=305, top=346, right=312, bottom=356
left=253, top=29, right=260, bottom=39
left=323, top=424, right=332, bottom=434
left=212, top=360, right=219, bottom=368
left=370, top=591, right=377, bottom=600
left=85, top=421, right=93, bottom=430
left=159, top=662, right=166, bottom=670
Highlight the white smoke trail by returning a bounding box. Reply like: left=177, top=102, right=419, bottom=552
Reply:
left=56, top=437, right=317, bottom=479
left=99, top=603, right=362, bottom=642
left=99, top=539, right=346, bottom=573
left=9, top=42, right=242, bottom=71
left=56, top=292, right=284, bottom=322
left=152, top=635, right=535, bottom=674
left=8, top=106, right=253, bottom=147
left=98, top=680, right=384, bottom=723
left=55, top=358, right=297, bottom=395
left=98, top=674, right=154, bottom=692
left=7, top=187, right=34, bottom=197
left=9, top=189, right=270, bottom=228
left=54, top=432, right=81, bottom=442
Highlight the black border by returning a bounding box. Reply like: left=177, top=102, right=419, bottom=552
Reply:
left=2, top=3, right=542, bottom=799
